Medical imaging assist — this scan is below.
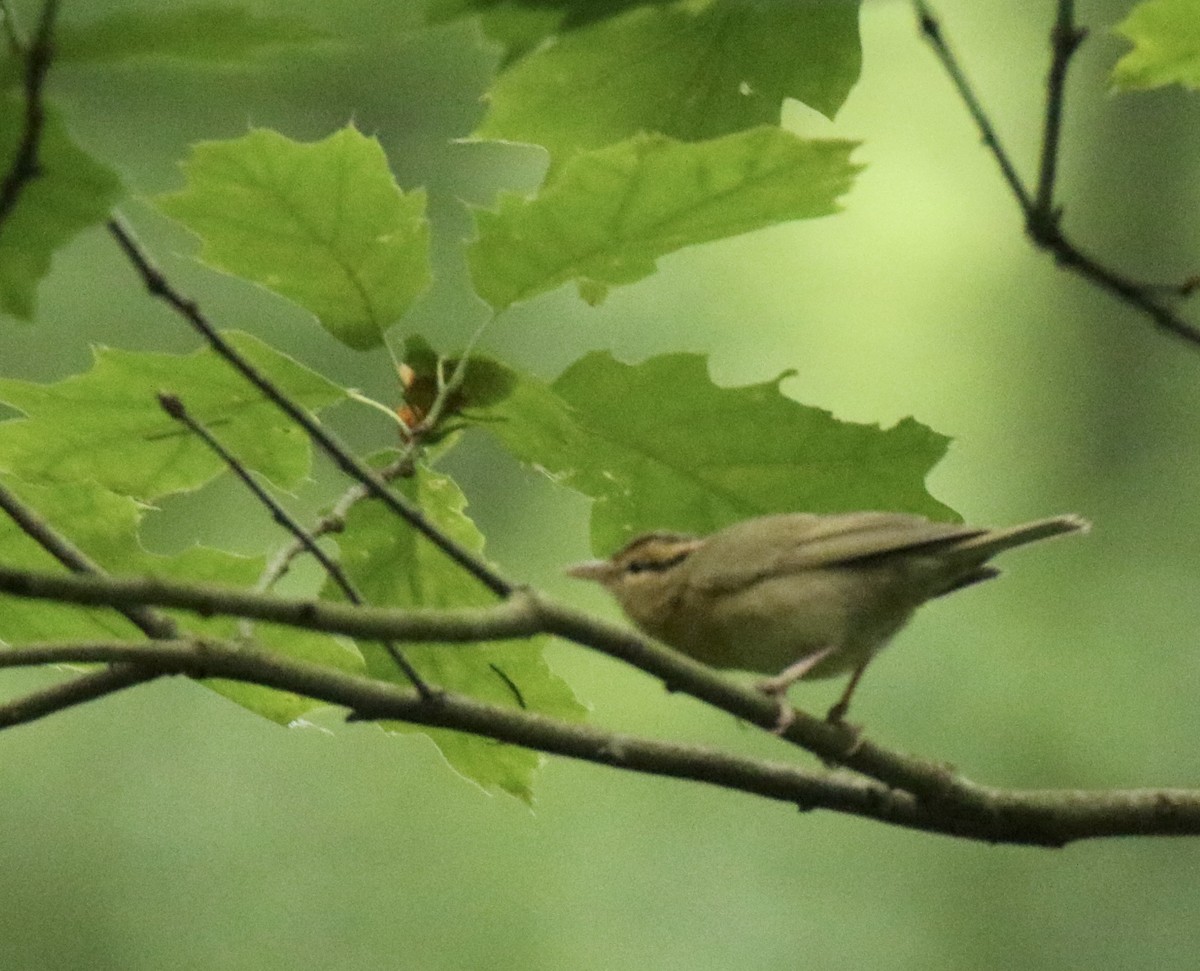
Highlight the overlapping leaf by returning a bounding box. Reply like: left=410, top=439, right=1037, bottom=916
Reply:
left=327, top=462, right=585, bottom=801
left=463, top=351, right=954, bottom=554
left=156, top=126, right=431, bottom=350
left=469, top=127, right=859, bottom=309
left=0, top=101, right=123, bottom=319
left=0, top=331, right=344, bottom=499
left=1112, top=0, right=1200, bottom=91
left=476, top=0, right=861, bottom=160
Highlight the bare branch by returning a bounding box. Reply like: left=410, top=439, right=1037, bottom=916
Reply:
left=912, top=0, right=1034, bottom=215
left=1035, top=0, right=1085, bottom=218
left=912, top=1, right=1200, bottom=349
left=0, top=481, right=177, bottom=640
left=3, top=637, right=1200, bottom=845
left=0, top=561, right=1156, bottom=820
left=0, top=664, right=160, bottom=728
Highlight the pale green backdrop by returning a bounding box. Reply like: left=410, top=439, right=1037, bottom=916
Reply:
left=2, top=1, right=1199, bottom=968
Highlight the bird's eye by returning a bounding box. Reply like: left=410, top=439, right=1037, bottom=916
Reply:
left=625, top=559, right=654, bottom=574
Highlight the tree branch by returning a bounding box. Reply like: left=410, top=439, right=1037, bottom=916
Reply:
left=105, top=214, right=515, bottom=598
left=2, top=637, right=1199, bottom=845
left=912, top=0, right=1200, bottom=349
left=0, top=560, right=1184, bottom=835
left=155, top=391, right=435, bottom=698
left=0, top=663, right=159, bottom=728
left=0, top=480, right=178, bottom=639
left=1035, top=0, right=1084, bottom=219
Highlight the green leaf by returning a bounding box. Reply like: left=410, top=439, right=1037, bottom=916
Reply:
left=204, top=626, right=365, bottom=726
left=56, top=6, right=327, bottom=65
left=0, top=474, right=363, bottom=723
left=156, top=126, right=431, bottom=350
left=476, top=0, right=861, bottom=159
left=423, top=0, right=568, bottom=63
left=468, top=127, right=859, bottom=310
left=0, top=331, right=344, bottom=499
left=327, top=462, right=585, bottom=801
left=0, top=101, right=123, bottom=319
left=465, top=352, right=954, bottom=554
left=0, top=474, right=258, bottom=642
left=0, top=476, right=159, bottom=643
left=1112, top=0, right=1200, bottom=91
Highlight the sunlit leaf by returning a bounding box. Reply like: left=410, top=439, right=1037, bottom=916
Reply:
left=156, top=126, right=431, bottom=350
left=0, top=331, right=344, bottom=499
left=477, top=0, right=861, bottom=159
left=1112, top=0, right=1200, bottom=91
left=468, top=127, right=859, bottom=309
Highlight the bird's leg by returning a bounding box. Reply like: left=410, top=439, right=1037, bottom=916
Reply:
left=825, top=660, right=870, bottom=725
left=756, top=646, right=837, bottom=733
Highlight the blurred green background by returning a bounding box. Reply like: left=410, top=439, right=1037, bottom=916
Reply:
left=4, top=0, right=1200, bottom=968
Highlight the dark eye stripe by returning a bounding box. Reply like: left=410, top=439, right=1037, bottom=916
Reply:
left=625, top=550, right=690, bottom=574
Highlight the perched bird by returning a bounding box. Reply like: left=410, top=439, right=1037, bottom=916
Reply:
left=567, top=511, right=1088, bottom=725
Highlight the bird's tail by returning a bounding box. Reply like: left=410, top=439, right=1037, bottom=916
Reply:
left=953, top=514, right=1089, bottom=560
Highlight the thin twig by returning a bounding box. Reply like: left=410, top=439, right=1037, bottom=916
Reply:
left=0, top=664, right=156, bottom=728
left=0, top=0, right=58, bottom=232
left=913, top=0, right=1034, bottom=216
left=106, top=214, right=514, bottom=597
left=155, top=391, right=437, bottom=699
left=912, top=1, right=1200, bottom=349
left=256, top=326, right=491, bottom=594
left=1034, top=0, right=1085, bottom=221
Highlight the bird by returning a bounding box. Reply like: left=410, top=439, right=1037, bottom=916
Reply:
left=567, top=511, right=1088, bottom=726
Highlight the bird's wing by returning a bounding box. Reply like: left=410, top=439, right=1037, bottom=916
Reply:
left=688, top=513, right=985, bottom=592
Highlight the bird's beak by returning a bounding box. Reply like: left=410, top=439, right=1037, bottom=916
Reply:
left=565, top=559, right=614, bottom=582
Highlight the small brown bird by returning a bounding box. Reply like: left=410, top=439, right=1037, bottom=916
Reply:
left=567, top=511, right=1087, bottom=725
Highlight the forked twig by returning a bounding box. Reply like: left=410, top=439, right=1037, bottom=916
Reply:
left=912, top=0, right=1200, bottom=348
left=155, top=392, right=437, bottom=700
left=106, top=215, right=515, bottom=597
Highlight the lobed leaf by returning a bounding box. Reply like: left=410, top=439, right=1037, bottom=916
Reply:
left=476, top=0, right=861, bottom=160
left=327, top=462, right=585, bottom=801
left=465, top=351, right=955, bottom=554
left=0, top=101, right=124, bottom=319
left=156, top=126, right=431, bottom=350
left=0, top=331, right=344, bottom=499
left=468, top=127, right=859, bottom=310
left=1112, top=0, right=1200, bottom=91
